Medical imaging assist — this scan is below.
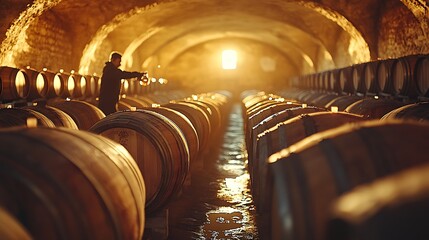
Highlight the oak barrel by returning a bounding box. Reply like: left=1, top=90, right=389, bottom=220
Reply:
left=49, top=100, right=105, bottom=130
left=345, top=97, right=404, bottom=119
left=0, top=127, right=146, bottom=239
left=327, top=162, right=429, bottom=240
left=381, top=101, right=429, bottom=121
left=0, top=206, right=32, bottom=240
left=90, top=110, right=190, bottom=215
left=266, top=120, right=429, bottom=240
left=0, top=66, right=29, bottom=102
left=22, top=103, right=78, bottom=129
left=0, top=108, right=55, bottom=128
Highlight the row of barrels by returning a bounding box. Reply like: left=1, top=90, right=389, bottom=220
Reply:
left=241, top=90, right=429, bottom=240
left=0, top=66, right=167, bottom=103
left=291, top=54, right=429, bottom=100
left=0, top=90, right=231, bottom=240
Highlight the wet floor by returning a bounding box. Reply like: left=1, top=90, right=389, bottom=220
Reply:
left=167, top=103, right=259, bottom=239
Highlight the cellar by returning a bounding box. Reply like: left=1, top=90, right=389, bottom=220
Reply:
left=0, top=0, right=429, bottom=239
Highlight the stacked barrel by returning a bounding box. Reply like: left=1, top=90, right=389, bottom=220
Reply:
left=90, top=92, right=231, bottom=215
left=0, top=63, right=231, bottom=240
left=243, top=53, right=429, bottom=240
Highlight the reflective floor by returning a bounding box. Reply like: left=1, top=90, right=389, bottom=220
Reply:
left=167, top=103, right=259, bottom=239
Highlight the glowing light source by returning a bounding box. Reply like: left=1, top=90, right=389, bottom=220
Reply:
left=222, top=50, right=237, bottom=70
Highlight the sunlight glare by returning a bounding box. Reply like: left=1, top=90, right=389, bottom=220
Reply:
left=222, top=50, right=237, bottom=70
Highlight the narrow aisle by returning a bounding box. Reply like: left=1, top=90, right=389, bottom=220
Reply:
left=168, top=103, right=259, bottom=239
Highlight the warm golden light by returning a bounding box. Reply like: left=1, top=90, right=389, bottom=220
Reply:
left=222, top=50, right=237, bottom=70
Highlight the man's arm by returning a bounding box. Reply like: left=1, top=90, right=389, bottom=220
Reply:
left=118, top=69, right=144, bottom=79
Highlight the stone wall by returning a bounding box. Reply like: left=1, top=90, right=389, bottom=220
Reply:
left=378, top=0, right=429, bottom=59
left=17, top=11, right=73, bottom=71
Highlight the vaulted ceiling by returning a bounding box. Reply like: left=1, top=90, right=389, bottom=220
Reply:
left=0, top=0, right=427, bottom=92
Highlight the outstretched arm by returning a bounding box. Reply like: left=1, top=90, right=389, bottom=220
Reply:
left=117, top=69, right=144, bottom=79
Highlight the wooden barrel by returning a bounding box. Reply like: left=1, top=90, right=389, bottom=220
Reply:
left=22, top=103, right=78, bottom=129
left=309, top=93, right=339, bottom=108
left=119, top=96, right=152, bottom=109
left=0, top=206, right=33, bottom=240
left=352, top=63, right=366, bottom=95
left=339, top=66, right=355, bottom=94
left=0, top=108, right=55, bottom=128
left=416, top=55, right=429, bottom=98
left=0, top=66, right=29, bottom=102
left=376, top=58, right=396, bottom=95
left=44, top=70, right=64, bottom=98
left=164, top=101, right=211, bottom=151
left=70, top=74, right=87, bottom=99
left=185, top=99, right=221, bottom=133
left=23, top=68, right=48, bottom=100
left=49, top=100, right=105, bottom=130
left=362, top=60, right=382, bottom=95
left=83, top=75, right=97, bottom=98
left=328, top=69, right=342, bottom=94
left=190, top=98, right=223, bottom=132
left=325, top=95, right=363, bottom=111
left=390, top=54, right=427, bottom=99
left=59, top=73, right=76, bottom=99
left=266, top=120, right=429, bottom=240
left=345, top=97, right=405, bottom=119
left=253, top=112, right=364, bottom=216
left=327, top=163, right=429, bottom=240
left=249, top=106, right=325, bottom=159
left=146, top=106, right=199, bottom=162
left=0, top=127, right=145, bottom=240
left=246, top=102, right=302, bottom=157
left=381, top=101, right=429, bottom=121
left=89, top=110, right=190, bottom=215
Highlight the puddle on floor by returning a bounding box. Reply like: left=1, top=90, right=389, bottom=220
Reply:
left=200, top=104, right=258, bottom=239
left=167, top=103, right=259, bottom=239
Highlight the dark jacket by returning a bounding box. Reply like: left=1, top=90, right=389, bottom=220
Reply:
left=98, top=62, right=143, bottom=115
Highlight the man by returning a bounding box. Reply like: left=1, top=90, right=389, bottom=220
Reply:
left=98, top=52, right=144, bottom=115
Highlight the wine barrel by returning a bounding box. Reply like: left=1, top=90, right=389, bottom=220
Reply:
left=44, top=70, right=64, bottom=99
left=390, top=54, right=427, bottom=99
left=339, top=66, right=355, bottom=94
left=70, top=74, right=87, bottom=99
left=309, top=93, right=339, bottom=108
left=89, top=110, right=190, bottom=215
left=328, top=69, right=341, bottom=94
left=352, top=63, right=366, bottom=95
left=376, top=58, right=396, bottom=95
left=0, top=206, right=33, bottom=240
left=327, top=163, right=429, bottom=240
left=416, top=55, right=429, bottom=98
left=362, top=60, right=381, bottom=95
left=119, top=96, right=152, bottom=109
left=184, top=99, right=221, bottom=133
left=246, top=102, right=302, bottom=157
left=0, top=66, right=29, bottom=102
left=23, top=68, right=48, bottom=100
left=381, top=101, right=429, bottom=121
left=248, top=106, right=325, bottom=171
left=117, top=99, right=134, bottom=111
left=253, top=112, right=364, bottom=215
left=345, top=97, right=405, bottom=119
left=164, top=101, right=211, bottom=151
left=325, top=95, right=363, bottom=111
left=59, top=73, right=76, bottom=99
left=22, top=103, right=78, bottom=129
left=0, top=127, right=145, bottom=240
left=49, top=100, right=105, bottom=130
left=146, top=106, right=199, bottom=162
left=83, top=75, right=97, bottom=98
left=0, top=108, right=55, bottom=128
left=266, top=120, right=429, bottom=240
